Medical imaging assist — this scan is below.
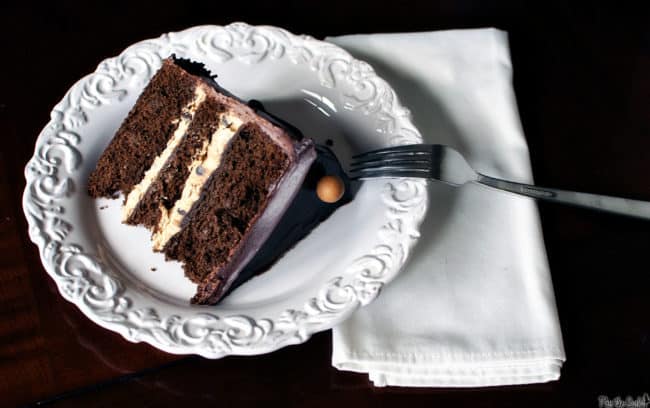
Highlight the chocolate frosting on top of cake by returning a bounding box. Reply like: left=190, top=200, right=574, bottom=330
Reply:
left=247, top=100, right=304, bottom=142
left=171, top=54, right=217, bottom=80
left=171, top=54, right=304, bottom=142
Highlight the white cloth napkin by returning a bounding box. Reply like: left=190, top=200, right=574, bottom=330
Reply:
left=327, top=29, right=566, bottom=387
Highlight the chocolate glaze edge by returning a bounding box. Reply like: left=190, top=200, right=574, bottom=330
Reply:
left=221, top=145, right=358, bottom=301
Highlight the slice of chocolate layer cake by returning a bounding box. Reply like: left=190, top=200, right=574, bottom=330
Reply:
left=88, top=57, right=316, bottom=305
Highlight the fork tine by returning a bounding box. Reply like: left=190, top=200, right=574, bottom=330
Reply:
left=350, top=163, right=430, bottom=175
left=351, top=150, right=430, bottom=164
left=351, top=144, right=434, bottom=180
left=349, top=167, right=429, bottom=180
left=352, top=152, right=431, bottom=166
left=350, top=160, right=431, bottom=171
left=351, top=157, right=432, bottom=169
left=352, top=144, right=430, bottom=161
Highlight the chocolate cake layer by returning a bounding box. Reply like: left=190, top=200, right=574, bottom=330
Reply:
left=125, top=97, right=227, bottom=229
left=88, top=59, right=198, bottom=198
left=163, top=123, right=290, bottom=287
left=192, top=136, right=315, bottom=304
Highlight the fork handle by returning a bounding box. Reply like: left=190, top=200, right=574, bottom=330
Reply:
left=476, top=173, right=650, bottom=220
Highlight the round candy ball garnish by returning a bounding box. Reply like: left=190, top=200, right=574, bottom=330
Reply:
left=316, top=175, right=345, bottom=203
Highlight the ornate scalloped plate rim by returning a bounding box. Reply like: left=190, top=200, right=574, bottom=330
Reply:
left=22, top=23, right=428, bottom=358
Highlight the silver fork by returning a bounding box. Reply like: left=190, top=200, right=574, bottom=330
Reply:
left=350, top=144, right=650, bottom=220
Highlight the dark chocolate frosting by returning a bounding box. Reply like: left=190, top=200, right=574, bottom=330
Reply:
left=223, top=145, right=358, bottom=298
left=247, top=100, right=304, bottom=141
left=171, top=54, right=217, bottom=79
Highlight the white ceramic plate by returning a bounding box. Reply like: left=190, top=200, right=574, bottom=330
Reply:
left=22, top=23, right=427, bottom=358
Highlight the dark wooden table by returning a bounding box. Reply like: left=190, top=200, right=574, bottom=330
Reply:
left=2, top=1, right=649, bottom=407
